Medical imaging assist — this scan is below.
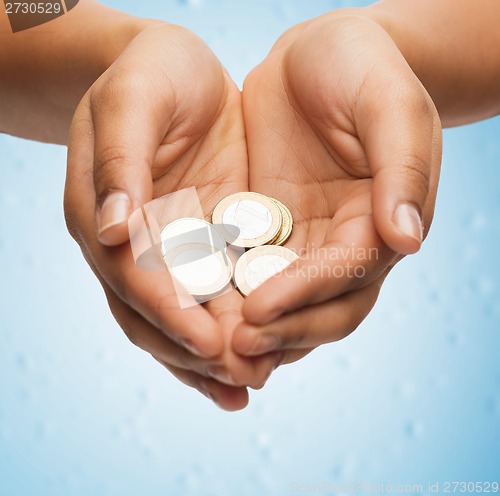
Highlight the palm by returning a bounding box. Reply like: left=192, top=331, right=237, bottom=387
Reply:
left=151, top=73, right=253, bottom=377
left=66, top=32, right=277, bottom=410
left=236, top=29, right=403, bottom=363
left=244, top=50, right=393, bottom=287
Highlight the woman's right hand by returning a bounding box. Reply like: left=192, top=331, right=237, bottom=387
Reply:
left=64, top=23, right=280, bottom=411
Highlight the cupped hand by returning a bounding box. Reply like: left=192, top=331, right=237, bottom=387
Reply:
left=65, top=14, right=443, bottom=408
left=64, top=24, right=280, bottom=411
left=233, top=12, right=442, bottom=361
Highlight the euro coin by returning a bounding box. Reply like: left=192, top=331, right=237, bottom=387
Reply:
left=160, top=218, right=230, bottom=299
left=269, top=197, right=293, bottom=246
left=234, top=245, right=299, bottom=297
left=160, top=217, right=226, bottom=255
left=163, top=243, right=233, bottom=299
left=212, top=192, right=282, bottom=248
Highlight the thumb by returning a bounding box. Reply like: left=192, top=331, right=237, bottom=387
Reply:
left=358, top=77, right=442, bottom=255
left=91, top=79, right=167, bottom=246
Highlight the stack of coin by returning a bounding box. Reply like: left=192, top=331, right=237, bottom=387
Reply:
left=212, top=192, right=297, bottom=296
left=160, top=193, right=297, bottom=300
left=211, top=192, right=293, bottom=248
left=269, top=198, right=293, bottom=246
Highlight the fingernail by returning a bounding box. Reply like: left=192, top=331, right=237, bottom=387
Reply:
left=248, top=334, right=280, bottom=355
left=97, top=192, right=130, bottom=235
left=207, top=366, right=235, bottom=385
left=180, top=338, right=209, bottom=358
left=393, top=203, right=423, bottom=244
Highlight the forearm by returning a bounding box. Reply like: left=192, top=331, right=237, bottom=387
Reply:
left=0, top=0, right=159, bottom=144
left=366, top=0, right=500, bottom=127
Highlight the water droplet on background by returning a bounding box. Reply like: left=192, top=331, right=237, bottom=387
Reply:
left=447, top=331, right=466, bottom=347
left=405, top=421, right=425, bottom=438
left=178, top=0, right=203, bottom=7
left=485, top=397, right=500, bottom=416
left=394, top=381, right=416, bottom=400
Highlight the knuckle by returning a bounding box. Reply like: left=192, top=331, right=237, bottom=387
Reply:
left=90, top=71, right=150, bottom=108
left=159, top=360, right=202, bottom=392
left=393, top=78, right=430, bottom=109
left=413, top=90, right=436, bottom=119
left=399, top=156, right=431, bottom=202
left=151, top=293, right=177, bottom=324
left=93, top=144, right=132, bottom=195
left=192, top=376, right=211, bottom=396
left=340, top=290, right=378, bottom=339
left=250, top=352, right=284, bottom=390
left=251, top=379, right=268, bottom=391
left=64, top=174, right=93, bottom=245
left=277, top=330, right=305, bottom=350
left=154, top=344, right=187, bottom=371
left=62, top=198, right=81, bottom=242
left=172, top=350, right=193, bottom=371
left=249, top=369, right=272, bottom=390
left=105, top=304, right=136, bottom=345
left=124, top=328, right=145, bottom=349
left=105, top=266, right=133, bottom=309
left=109, top=305, right=144, bottom=349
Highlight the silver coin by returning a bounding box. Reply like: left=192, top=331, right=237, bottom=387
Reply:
left=164, top=243, right=233, bottom=298
left=160, top=217, right=226, bottom=256
left=234, top=245, right=299, bottom=296
left=212, top=192, right=282, bottom=248
left=269, top=197, right=293, bottom=246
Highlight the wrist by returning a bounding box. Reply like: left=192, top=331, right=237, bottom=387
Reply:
left=316, top=7, right=434, bottom=109
left=0, top=0, right=166, bottom=143
left=318, top=6, right=422, bottom=74
left=97, top=17, right=165, bottom=74
left=361, top=5, right=424, bottom=79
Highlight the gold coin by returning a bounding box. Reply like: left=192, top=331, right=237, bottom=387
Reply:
left=233, top=245, right=299, bottom=297
left=268, top=198, right=293, bottom=246
left=212, top=192, right=282, bottom=248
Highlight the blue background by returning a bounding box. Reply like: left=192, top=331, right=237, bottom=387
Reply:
left=1, top=1, right=499, bottom=495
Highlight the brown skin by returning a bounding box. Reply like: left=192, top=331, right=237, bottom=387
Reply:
left=233, top=1, right=500, bottom=364
left=234, top=13, right=442, bottom=360
left=1, top=1, right=499, bottom=410
left=370, top=0, right=500, bottom=126
left=64, top=24, right=282, bottom=412
left=0, top=0, right=152, bottom=143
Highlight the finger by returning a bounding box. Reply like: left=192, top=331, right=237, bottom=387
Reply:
left=235, top=276, right=383, bottom=356
left=100, top=259, right=274, bottom=393
left=280, top=348, right=314, bottom=365
left=157, top=360, right=249, bottom=412
left=102, top=245, right=224, bottom=357
left=105, top=288, right=223, bottom=375
left=206, top=350, right=284, bottom=390
left=235, top=349, right=310, bottom=390
left=73, top=221, right=224, bottom=358
left=66, top=108, right=224, bottom=358
left=283, top=18, right=441, bottom=255
left=203, top=291, right=284, bottom=389
left=89, top=26, right=229, bottom=246
left=242, top=204, right=395, bottom=326
left=353, top=39, right=442, bottom=255
left=90, top=73, right=171, bottom=246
